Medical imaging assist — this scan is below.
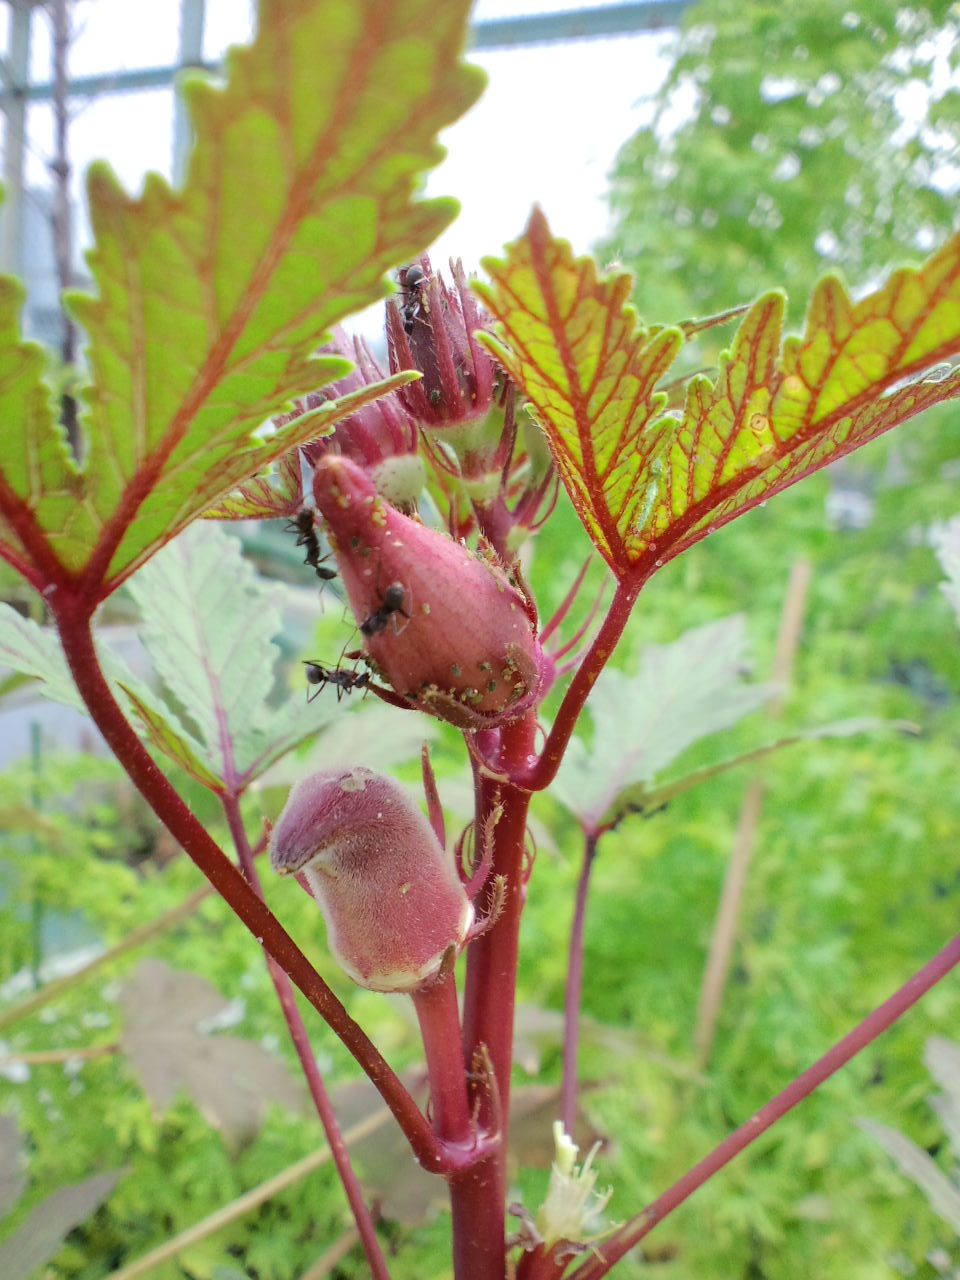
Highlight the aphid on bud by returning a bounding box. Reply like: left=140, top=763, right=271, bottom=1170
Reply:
left=285, top=508, right=337, bottom=581
left=304, top=660, right=370, bottom=703
left=360, top=581, right=410, bottom=637
left=399, top=263, right=428, bottom=334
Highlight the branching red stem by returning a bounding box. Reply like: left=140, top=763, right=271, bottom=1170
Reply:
left=519, top=578, right=643, bottom=791
left=222, top=794, right=390, bottom=1280
left=569, top=925, right=960, bottom=1279
left=52, top=596, right=455, bottom=1173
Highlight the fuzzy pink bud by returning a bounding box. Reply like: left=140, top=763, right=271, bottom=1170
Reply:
left=312, top=456, right=544, bottom=730
left=270, top=767, right=473, bottom=993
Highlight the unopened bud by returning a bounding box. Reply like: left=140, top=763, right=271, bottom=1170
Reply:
left=312, top=456, right=545, bottom=730
left=269, top=767, right=473, bottom=992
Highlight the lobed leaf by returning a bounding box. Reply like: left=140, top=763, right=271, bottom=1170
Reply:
left=478, top=209, right=960, bottom=580
left=119, top=683, right=224, bottom=791
left=0, top=0, right=482, bottom=596
left=125, top=521, right=334, bottom=790
left=120, top=959, right=304, bottom=1145
left=552, top=616, right=774, bottom=833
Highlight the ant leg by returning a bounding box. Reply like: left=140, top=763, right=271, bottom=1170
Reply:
left=391, top=582, right=413, bottom=635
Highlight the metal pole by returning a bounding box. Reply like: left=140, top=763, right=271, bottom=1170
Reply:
left=1, top=0, right=32, bottom=275
left=172, top=0, right=205, bottom=186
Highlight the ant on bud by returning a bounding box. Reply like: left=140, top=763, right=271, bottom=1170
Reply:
left=360, top=581, right=410, bottom=637
left=303, top=660, right=371, bottom=703
left=399, top=263, right=428, bottom=334
left=285, top=508, right=337, bottom=581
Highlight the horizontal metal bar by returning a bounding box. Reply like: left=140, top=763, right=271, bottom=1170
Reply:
left=469, top=1, right=691, bottom=49
left=1, top=59, right=218, bottom=102
left=0, top=2, right=690, bottom=105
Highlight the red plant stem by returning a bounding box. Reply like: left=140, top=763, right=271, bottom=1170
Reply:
left=550, top=578, right=608, bottom=663
left=412, top=973, right=472, bottom=1145
left=421, top=742, right=446, bottom=846
left=452, top=711, right=538, bottom=1280
left=540, top=554, right=592, bottom=645
left=222, top=794, right=390, bottom=1280
left=569, top=925, right=960, bottom=1280
left=52, top=598, right=453, bottom=1172
left=520, top=578, right=642, bottom=792
left=562, top=830, right=598, bottom=1135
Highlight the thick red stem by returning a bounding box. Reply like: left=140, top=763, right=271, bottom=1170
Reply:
left=562, top=831, right=598, bottom=1135
left=222, top=795, right=390, bottom=1280
left=452, top=712, right=537, bottom=1280
left=569, top=925, right=960, bottom=1279
left=413, top=974, right=472, bottom=1145
left=52, top=597, right=451, bottom=1172
left=519, top=579, right=642, bottom=791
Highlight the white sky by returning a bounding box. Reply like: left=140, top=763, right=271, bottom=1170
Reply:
left=8, top=0, right=669, bottom=338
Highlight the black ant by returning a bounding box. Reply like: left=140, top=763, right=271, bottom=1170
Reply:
left=399, top=264, right=428, bottom=334
left=303, top=660, right=370, bottom=703
left=285, top=508, right=337, bottom=581
left=360, top=581, right=410, bottom=637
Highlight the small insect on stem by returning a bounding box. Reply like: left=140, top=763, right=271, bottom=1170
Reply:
left=360, top=581, right=410, bottom=637
left=285, top=509, right=337, bottom=581
left=399, top=263, right=428, bottom=334
left=303, top=660, right=370, bottom=703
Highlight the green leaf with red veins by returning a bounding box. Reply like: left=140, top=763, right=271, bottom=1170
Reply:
left=475, top=209, right=683, bottom=572
left=202, top=447, right=304, bottom=521
left=126, top=521, right=334, bottom=791
left=0, top=0, right=482, bottom=596
left=477, top=208, right=960, bottom=581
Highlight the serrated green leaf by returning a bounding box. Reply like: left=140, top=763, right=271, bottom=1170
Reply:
left=552, top=616, right=775, bottom=832
left=478, top=209, right=960, bottom=579
left=0, top=605, right=89, bottom=712
left=0, top=603, right=157, bottom=717
left=119, top=682, right=224, bottom=791
left=0, top=0, right=482, bottom=595
left=476, top=209, right=683, bottom=571
left=126, top=521, right=334, bottom=789
left=202, top=447, right=304, bottom=521
left=0, top=280, right=80, bottom=591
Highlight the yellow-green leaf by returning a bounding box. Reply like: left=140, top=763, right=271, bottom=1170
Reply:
left=478, top=209, right=960, bottom=580
left=0, top=0, right=482, bottom=597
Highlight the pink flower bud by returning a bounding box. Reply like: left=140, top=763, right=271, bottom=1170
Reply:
left=387, top=257, right=496, bottom=429
left=312, top=456, right=545, bottom=730
left=269, top=767, right=473, bottom=993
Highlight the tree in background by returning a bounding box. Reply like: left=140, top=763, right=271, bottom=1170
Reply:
left=605, top=0, right=960, bottom=326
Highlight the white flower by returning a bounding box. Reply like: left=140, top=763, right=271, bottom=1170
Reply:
left=535, top=1122, right=612, bottom=1250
